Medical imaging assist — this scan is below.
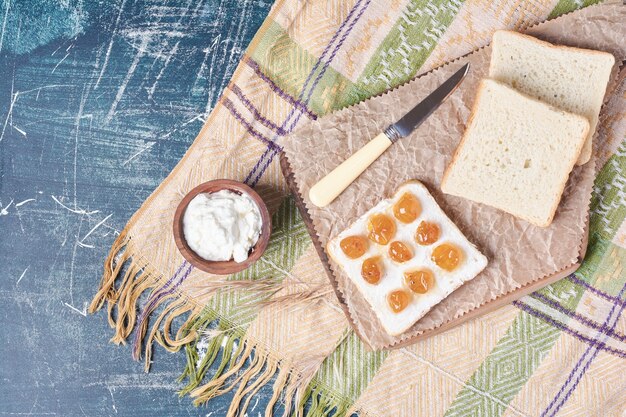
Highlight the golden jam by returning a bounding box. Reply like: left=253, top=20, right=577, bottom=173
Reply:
left=393, top=193, right=421, bottom=224
left=367, top=213, right=396, bottom=245
left=431, top=243, right=462, bottom=271
left=361, top=257, right=383, bottom=284
left=415, top=221, right=440, bottom=246
left=404, top=269, right=434, bottom=294
left=340, top=236, right=368, bottom=259
left=387, top=290, right=410, bottom=313
left=389, top=241, right=413, bottom=263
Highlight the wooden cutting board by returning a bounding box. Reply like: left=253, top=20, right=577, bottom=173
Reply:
left=279, top=152, right=588, bottom=349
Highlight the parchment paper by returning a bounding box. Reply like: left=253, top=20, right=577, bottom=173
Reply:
left=283, top=3, right=626, bottom=349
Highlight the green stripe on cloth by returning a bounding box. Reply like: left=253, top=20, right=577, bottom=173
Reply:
left=582, top=244, right=626, bottom=297
left=356, top=0, right=463, bottom=93
left=313, top=333, right=389, bottom=408
left=444, top=280, right=585, bottom=417
left=249, top=21, right=371, bottom=116
left=548, top=0, right=603, bottom=19
left=575, top=236, right=611, bottom=282
left=177, top=197, right=313, bottom=396
left=575, top=238, right=626, bottom=297
left=205, top=196, right=311, bottom=326
left=537, top=276, right=586, bottom=311
left=249, top=21, right=321, bottom=113
left=575, top=140, right=626, bottom=295
left=444, top=313, right=561, bottom=417
left=589, top=141, right=626, bottom=240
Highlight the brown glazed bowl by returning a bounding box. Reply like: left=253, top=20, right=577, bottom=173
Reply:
left=173, top=179, right=271, bottom=274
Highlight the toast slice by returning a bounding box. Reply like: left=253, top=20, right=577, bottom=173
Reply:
left=489, top=30, right=614, bottom=165
left=327, top=181, right=488, bottom=336
left=441, top=79, right=589, bottom=227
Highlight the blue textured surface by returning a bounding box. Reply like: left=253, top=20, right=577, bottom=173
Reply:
left=0, top=0, right=272, bottom=415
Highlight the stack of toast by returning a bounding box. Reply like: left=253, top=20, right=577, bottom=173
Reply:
left=442, top=31, right=614, bottom=227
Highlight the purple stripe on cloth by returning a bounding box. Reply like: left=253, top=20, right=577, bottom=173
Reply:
left=222, top=97, right=282, bottom=150
left=249, top=146, right=280, bottom=187
left=531, top=292, right=626, bottom=342
left=539, top=280, right=626, bottom=417
left=295, top=0, right=366, bottom=103
left=244, top=0, right=371, bottom=185
left=513, top=300, right=626, bottom=359
left=287, top=0, right=370, bottom=133
left=567, top=274, right=626, bottom=307
left=295, top=0, right=373, bottom=130
left=244, top=57, right=317, bottom=120
left=132, top=262, right=192, bottom=359
left=244, top=145, right=278, bottom=186
left=228, top=83, right=287, bottom=136
left=138, top=261, right=188, bottom=317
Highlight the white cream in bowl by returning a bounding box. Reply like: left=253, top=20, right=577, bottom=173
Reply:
left=183, top=190, right=262, bottom=263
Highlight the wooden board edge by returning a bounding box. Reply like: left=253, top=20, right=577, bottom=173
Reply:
left=279, top=152, right=373, bottom=348
left=389, top=260, right=582, bottom=348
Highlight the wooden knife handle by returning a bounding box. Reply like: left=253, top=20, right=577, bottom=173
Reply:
left=308, top=132, right=393, bottom=208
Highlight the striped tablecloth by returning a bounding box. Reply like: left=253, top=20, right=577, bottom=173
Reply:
left=89, top=1, right=626, bottom=416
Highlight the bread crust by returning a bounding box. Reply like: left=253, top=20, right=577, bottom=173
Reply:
left=440, top=79, right=590, bottom=228
left=489, top=30, right=616, bottom=76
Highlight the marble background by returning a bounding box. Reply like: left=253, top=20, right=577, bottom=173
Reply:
left=0, top=0, right=273, bottom=415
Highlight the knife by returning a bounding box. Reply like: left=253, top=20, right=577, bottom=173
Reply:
left=308, top=63, right=470, bottom=208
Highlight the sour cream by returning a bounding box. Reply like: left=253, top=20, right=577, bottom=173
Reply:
left=183, top=190, right=262, bottom=263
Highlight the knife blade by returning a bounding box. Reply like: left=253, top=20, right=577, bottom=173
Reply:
left=308, top=63, right=470, bottom=208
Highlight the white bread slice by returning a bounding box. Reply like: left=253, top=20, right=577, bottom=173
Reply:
left=327, top=181, right=487, bottom=336
left=441, top=79, right=589, bottom=228
left=489, top=30, right=614, bottom=165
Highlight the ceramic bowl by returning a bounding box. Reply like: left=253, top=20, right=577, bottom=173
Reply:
left=173, top=179, right=271, bottom=274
